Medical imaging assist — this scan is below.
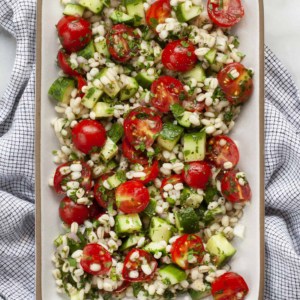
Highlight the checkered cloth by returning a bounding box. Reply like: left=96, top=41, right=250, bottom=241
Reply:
left=0, top=0, right=299, bottom=299
left=0, top=0, right=36, bottom=299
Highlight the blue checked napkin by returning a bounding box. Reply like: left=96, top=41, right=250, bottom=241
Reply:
left=0, top=0, right=299, bottom=299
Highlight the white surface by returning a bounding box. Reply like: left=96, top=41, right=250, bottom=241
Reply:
left=265, top=0, right=300, bottom=88
left=40, top=1, right=262, bottom=300
left=0, top=27, right=16, bottom=96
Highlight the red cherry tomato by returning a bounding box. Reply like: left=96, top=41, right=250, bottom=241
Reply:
left=183, top=161, right=212, bottom=190
left=139, top=161, right=159, bottom=184
left=221, top=169, right=251, bottom=203
left=75, top=75, right=87, bottom=98
left=72, top=120, right=107, bottom=154
left=171, top=234, right=205, bottom=269
left=80, top=243, right=112, bottom=276
left=207, top=0, right=244, bottom=28
left=150, top=76, right=188, bottom=113
left=59, top=197, right=90, bottom=225
left=88, top=201, right=105, bottom=220
left=182, top=99, right=205, bottom=113
left=106, top=24, right=140, bottom=63
left=124, top=107, right=163, bottom=149
left=53, top=161, right=92, bottom=194
left=160, top=174, right=183, bottom=198
left=206, top=135, right=239, bottom=170
left=122, top=249, right=157, bottom=282
left=56, top=16, right=92, bottom=53
left=146, top=0, right=171, bottom=30
left=57, top=49, right=80, bottom=76
left=122, top=139, right=149, bottom=165
left=114, top=281, right=131, bottom=294
left=94, top=173, right=115, bottom=209
left=162, top=40, right=197, bottom=72
left=116, top=180, right=150, bottom=214
left=211, top=272, right=249, bottom=300
left=217, top=63, right=254, bottom=105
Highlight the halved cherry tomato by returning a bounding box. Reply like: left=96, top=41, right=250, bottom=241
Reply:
left=122, top=139, right=149, bottom=165
left=206, top=135, right=239, bottom=170
left=56, top=16, right=92, bottom=53
left=75, top=75, right=87, bottom=98
left=183, top=161, right=212, bottom=190
left=88, top=201, right=105, bottom=219
left=53, top=161, right=92, bottom=194
left=160, top=174, right=183, bottom=198
left=122, top=249, right=157, bottom=282
left=182, top=99, right=205, bottom=112
left=162, top=40, right=197, bottom=72
left=146, top=0, right=171, bottom=30
left=150, top=76, right=188, bottom=113
left=139, top=161, right=159, bottom=184
left=116, top=180, right=150, bottom=214
left=211, top=272, right=249, bottom=300
left=59, top=196, right=90, bottom=225
left=221, top=169, right=251, bottom=203
left=217, top=63, right=253, bottom=105
left=106, top=24, right=140, bottom=63
left=94, top=173, right=115, bottom=209
left=57, top=49, right=80, bottom=77
left=124, top=107, right=163, bottom=149
left=171, top=234, right=205, bottom=269
left=114, top=281, right=131, bottom=294
left=72, top=120, right=107, bottom=154
left=207, top=0, right=244, bottom=28
left=80, top=243, right=112, bottom=276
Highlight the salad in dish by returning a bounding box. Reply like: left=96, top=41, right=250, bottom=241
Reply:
left=48, top=0, right=254, bottom=299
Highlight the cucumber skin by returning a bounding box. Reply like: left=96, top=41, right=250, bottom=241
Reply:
left=48, top=77, right=75, bottom=103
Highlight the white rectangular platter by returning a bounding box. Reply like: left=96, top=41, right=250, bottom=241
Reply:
left=36, top=0, right=264, bottom=299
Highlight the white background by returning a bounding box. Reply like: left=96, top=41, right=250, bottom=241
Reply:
left=1, top=1, right=300, bottom=93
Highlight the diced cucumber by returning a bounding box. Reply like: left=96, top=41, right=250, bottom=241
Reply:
left=71, top=290, right=85, bottom=300
left=159, top=264, right=187, bottom=285
left=110, top=10, right=134, bottom=24
left=104, top=160, right=118, bottom=172
left=107, top=123, right=124, bottom=143
left=48, top=77, right=75, bottom=104
left=94, top=68, right=121, bottom=98
left=94, top=39, right=110, bottom=58
left=92, top=102, right=114, bottom=118
left=63, top=4, right=85, bottom=17
left=125, top=0, right=146, bottom=26
left=79, top=0, right=104, bottom=13
left=143, top=198, right=157, bottom=217
left=183, top=131, right=206, bottom=162
left=174, top=207, right=200, bottom=233
left=188, top=286, right=211, bottom=300
left=204, top=186, right=219, bottom=204
left=82, top=87, right=103, bottom=109
left=115, top=214, right=142, bottom=235
left=203, top=207, right=223, bottom=225
left=120, top=234, right=144, bottom=251
left=135, top=72, right=157, bottom=89
left=170, top=104, right=192, bottom=128
left=149, top=217, right=175, bottom=242
left=157, top=123, right=184, bottom=151
left=180, top=187, right=204, bottom=208
left=77, top=41, right=95, bottom=60
left=204, top=48, right=217, bottom=65
left=144, top=241, right=167, bottom=254
left=100, top=138, right=119, bottom=162
left=120, top=75, right=139, bottom=101
left=176, top=3, right=202, bottom=22
left=106, top=170, right=126, bottom=189
left=206, top=234, right=236, bottom=267
left=182, top=65, right=206, bottom=83
left=211, top=62, right=223, bottom=73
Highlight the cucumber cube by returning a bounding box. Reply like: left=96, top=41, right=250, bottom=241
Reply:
left=159, top=264, right=187, bottom=285
left=115, top=214, right=142, bottom=235
left=183, top=131, right=206, bottom=162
